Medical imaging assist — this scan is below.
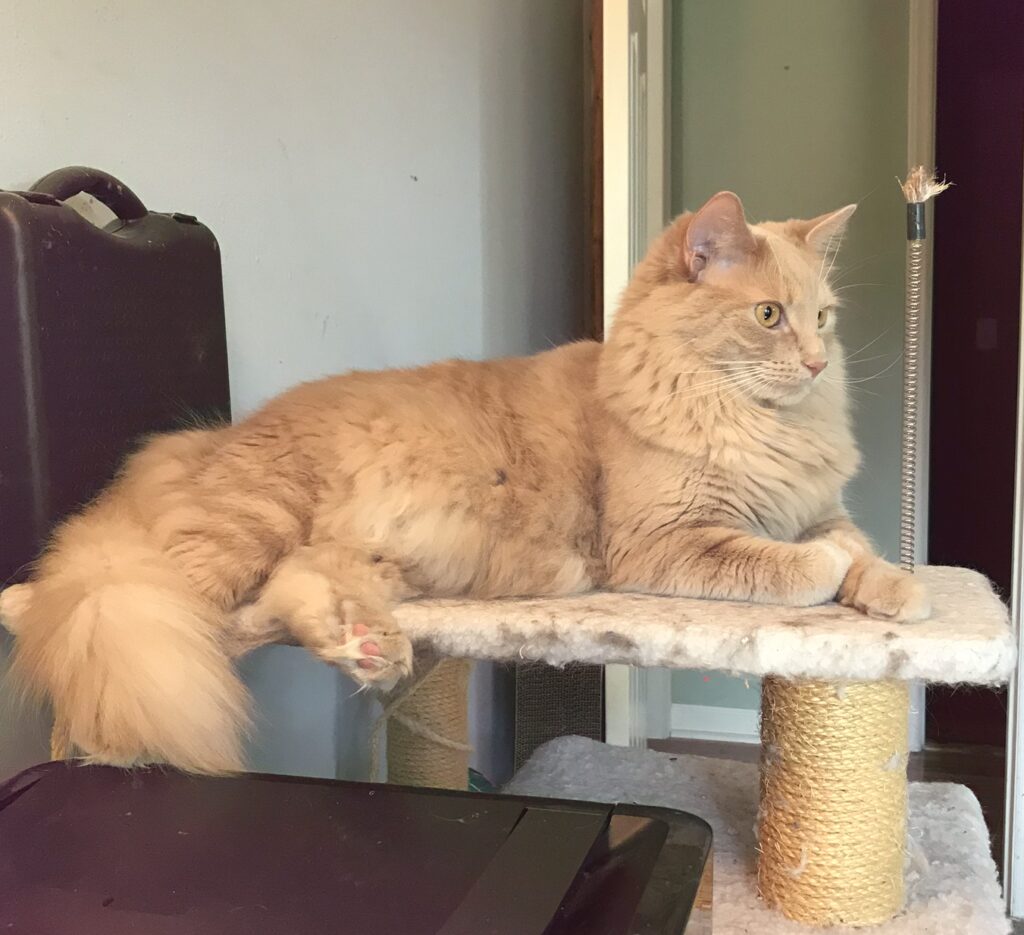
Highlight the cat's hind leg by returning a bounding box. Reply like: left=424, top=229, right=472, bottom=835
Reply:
left=236, top=542, right=415, bottom=691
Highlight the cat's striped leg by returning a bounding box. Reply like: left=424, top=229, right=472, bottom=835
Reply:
left=606, top=524, right=852, bottom=608
left=238, top=542, right=414, bottom=691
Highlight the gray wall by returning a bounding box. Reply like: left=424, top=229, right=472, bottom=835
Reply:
left=669, top=0, right=910, bottom=711
left=0, top=0, right=583, bottom=782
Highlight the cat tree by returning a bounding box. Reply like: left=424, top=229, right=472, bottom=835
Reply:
left=386, top=567, right=1013, bottom=927
left=359, top=170, right=1017, bottom=928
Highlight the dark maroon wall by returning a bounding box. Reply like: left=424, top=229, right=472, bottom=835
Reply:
left=927, top=0, right=1024, bottom=745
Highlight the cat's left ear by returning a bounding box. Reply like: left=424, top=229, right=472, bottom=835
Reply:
left=683, top=191, right=758, bottom=281
left=796, top=204, right=858, bottom=254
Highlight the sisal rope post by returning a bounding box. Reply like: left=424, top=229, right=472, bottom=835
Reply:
left=383, top=657, right=472, bottom=790
left=757, top=169, right=948, bottom=926
left=758, top=678, right=909, bottom=926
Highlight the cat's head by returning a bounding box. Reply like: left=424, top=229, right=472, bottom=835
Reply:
left=610, top=192, right=856, bottom=409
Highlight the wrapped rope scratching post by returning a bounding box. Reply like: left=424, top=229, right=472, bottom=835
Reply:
left=379, top=658, right=472, bottom=790
left=758, top=677, right=910, bottom=925
left=757, top=168, right=950, bottom=926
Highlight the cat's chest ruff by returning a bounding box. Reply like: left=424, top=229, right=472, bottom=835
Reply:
left=699, top=410, right=856, bottom=538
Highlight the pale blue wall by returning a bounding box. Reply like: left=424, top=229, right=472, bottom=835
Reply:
left=669, top=0, right=910, bottom=710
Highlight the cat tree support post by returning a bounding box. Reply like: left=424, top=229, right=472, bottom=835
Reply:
left=758, top=678, right=909, bottom=925
left=757, top=167, right=947, bottom=926
left=385, top=658, right=472, bottom=790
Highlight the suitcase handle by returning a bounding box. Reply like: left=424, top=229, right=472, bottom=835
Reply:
left=30, top=167, right=148, bottom=222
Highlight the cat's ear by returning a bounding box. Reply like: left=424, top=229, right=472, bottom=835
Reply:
left=796, top=204, right=857, bottom=254
left=683, top=191, right=758, bottom=281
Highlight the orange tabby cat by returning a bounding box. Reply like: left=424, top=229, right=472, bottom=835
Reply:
left=0, top=192, right=928, bottom=772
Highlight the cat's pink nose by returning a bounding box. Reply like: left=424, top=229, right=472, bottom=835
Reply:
left=803, top=358, right=827, bottom=378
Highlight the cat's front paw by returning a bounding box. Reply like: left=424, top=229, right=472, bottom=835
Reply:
left=327, top=599, right=414, bottom=693
left=790, top=541, right=852, bottom=606
left=242, top=559, right=414, bottom=692
left=839, top=558, right=931, bottom=622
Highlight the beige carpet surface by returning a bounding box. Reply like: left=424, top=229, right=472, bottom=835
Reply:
left=397, top=566, right=1014, bottom=685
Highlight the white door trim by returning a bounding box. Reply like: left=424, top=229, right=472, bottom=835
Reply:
left=662, top=0, right=936, bottom=756
left=602, top=0, right=671, bottom=749
left=601, top=0, right=638, bottom=747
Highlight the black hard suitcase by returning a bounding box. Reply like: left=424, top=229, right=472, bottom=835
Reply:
left=0, top=167, right=230, bottom=585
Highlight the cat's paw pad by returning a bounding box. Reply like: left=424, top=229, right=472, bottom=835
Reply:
left=325, top=600, right=413, bottom=693
left=791, top=541, right=853, bottom=606
left=842, top=560, right=931, bottom=622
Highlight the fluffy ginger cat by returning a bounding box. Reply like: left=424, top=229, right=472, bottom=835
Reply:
left=0, top=192, right=928, bottom=773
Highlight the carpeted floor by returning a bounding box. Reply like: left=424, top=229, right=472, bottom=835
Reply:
left=506, top=736, right=1010, bottom=934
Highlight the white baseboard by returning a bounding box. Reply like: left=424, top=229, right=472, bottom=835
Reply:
left=670, top=703, right=760, bottom=744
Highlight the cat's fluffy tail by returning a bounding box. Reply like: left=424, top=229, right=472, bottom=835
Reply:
left=1, top=508, right=248, bottom=773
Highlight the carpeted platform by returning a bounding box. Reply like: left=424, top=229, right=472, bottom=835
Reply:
left=505, top=736, right=1010, bottom=934
left=394, top=566, right=1013, bottom=685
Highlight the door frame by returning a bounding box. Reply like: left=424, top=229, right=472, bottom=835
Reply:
left=602, top=0, right=934, bottom=751
left=602, top=0, right=672, bottom=747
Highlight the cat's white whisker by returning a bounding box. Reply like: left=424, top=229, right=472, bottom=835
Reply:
left=666, top=376, right=756, bottom=401
left=841, top=329, right=892, bottom=362
left=666, top=370, right=766, bottom=405
left=822, top=233, right=845, bottom=282
left=818, top=227, right=841, bottom=281
left=843, top=352, right=893, bottom=367
left=822, top=376, right=878, bottom=398
left=673, top=367, right=749, bottom=376
left=828, top=254, right=881, bottom=285
left=714, top=372, right=771, bottom=400
left=829, top=356, right=903, bottom=385
left=832, top=281, right=882, bottom=293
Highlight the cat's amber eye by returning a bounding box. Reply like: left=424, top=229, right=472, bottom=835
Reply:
left=754, top=301, right=783, bottom=328
left=817, top=307, right=831, bottom=329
